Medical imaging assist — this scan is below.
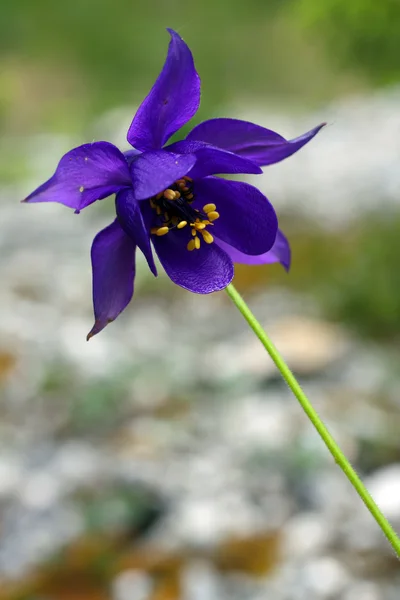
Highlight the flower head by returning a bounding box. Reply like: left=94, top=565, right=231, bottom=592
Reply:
left=24, top=29, right=324, bottom=339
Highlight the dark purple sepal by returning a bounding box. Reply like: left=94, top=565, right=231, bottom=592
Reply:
left=87, top=219, right=136, bottom=340
left=127, top=29, right=201, bottom=151
left=23, top=142, right=131, bottom=211
left=166, top=139, right=262, bottom=178
left=115, top=188, right=157, bottom=276
left=187, top=118, right=326, bottom=167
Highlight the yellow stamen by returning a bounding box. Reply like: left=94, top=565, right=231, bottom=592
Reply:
left=163, top=189, right=176, bottom=200
left=187, top=239, right=196, bottom=251
left=174, top=191, right=181, bottom=199
left=182, top=186, right=189, bottom=192
left=150, top=228, right=159, bottom=235
left=194, top=222, right=206, bottom=230
left=201, top=231, right=214, bottom=244
left=194, top=236, right=201, bottom=249
left=186, top=193, right=194, bottom=200
left=191, top=228, right=197, bottom=236
left=155, top=226, right=169, bottom=236
left=203, top=203, right=216, bottom=213
left=207, top=211, right=220, bottom=221
left=177, top=220, right=187, bottom=229
left=183, top=176, right=193, bottom=182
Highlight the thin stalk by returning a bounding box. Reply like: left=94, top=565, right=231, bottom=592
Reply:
left=225, top=283, right=400, bottom=557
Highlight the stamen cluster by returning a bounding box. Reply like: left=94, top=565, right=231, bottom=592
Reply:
left=150, top=176, right=220, bottom=250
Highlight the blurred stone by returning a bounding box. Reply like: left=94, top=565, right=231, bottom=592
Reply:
left=213, top=532, right=281, bottom=576
left=365, top=464, right=400, bottom=522
left=343, top=581, right=382, bottom=600
left=112, top=570, right=152, bottom=600
left=264, top=317, right=349, bottom=377
left=0, top=456, right=24, bottom=499
left=0, top=349, right=18, bottom=382
left=282, top=513, right=332, bottom=558
left=181, top=561, right=221, bottom=600
left=302, top=557, right=350, bottom=598
left=18, top=471, right=62, bottom=510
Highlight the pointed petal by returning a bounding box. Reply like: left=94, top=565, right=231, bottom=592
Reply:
left=115, top=188, right=157, bottom=276
left=167, top=140, right=261, bottom=178
left=24, top=142, right=131, bottom=212
left=193, top=177, right=278, bottom=255
left=152, top=229, right=234, bottom=294
left=87, top=219, right=136, bottom=339
left=215, top=229, right=291, bottom=271
left=127, top=29, right=201, bottom=151
left=130, top=150, right=196, bottom=200
left=187, top=119, right=325, bottom=166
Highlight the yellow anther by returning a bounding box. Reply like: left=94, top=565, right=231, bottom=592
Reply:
left=186, top=193, right=194, bottom=200
left=203, top=203, right=216, bottom=213
left=177, top=220, right=187, bottom=229
left=194, top=236, right=201, bottom=249
left=177, top=181, right=186, bottom=189
left=187, top=239, right=196, bottom=251
left=195, top=222, right=206, bottom=230
left=191, top=228, right=197, bottom=236
left=183, top=176, right=193, bottom=182
left=182, top=186, right=189, bottom=192
left=201, top=230, right=214, bottom=244
left=79, top=186, right=84, bottom=192
left=207, top=211, right=220, bottom=221
left=163, top=189, right=175, bottom=200
left=174, top=191, right=181, bottom=199
left=155, top=226, right=169, bottom=236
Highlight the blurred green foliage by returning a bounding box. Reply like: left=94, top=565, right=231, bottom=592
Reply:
left=0, top=0, right=361, bottom=135
left=284, top=214, right=400, bottom=340
left=321, top=214, right=400, bottom=339
left=296, top=0, right=400, bottom=84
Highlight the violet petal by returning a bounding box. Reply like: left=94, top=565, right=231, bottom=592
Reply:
left=193, top=177, right=278, bottom=255
left=24, top=142, right=131, bottom=212
left=130, top=150, right=196, bottom=200
left=152, top=229, right=234, bottom=293
left=87, top=219, right=136, bottom=339
left=187, top=118, right=325, bottom=166
left=127, top=29, right=201, bottom=151
left=215, top=229, right=291, bottom=271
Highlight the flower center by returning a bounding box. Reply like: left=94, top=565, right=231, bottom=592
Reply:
left=149, top=176, right=220, bottom=251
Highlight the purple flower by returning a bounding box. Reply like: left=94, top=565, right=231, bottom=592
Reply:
left=24, top=29, right=324, bottom=339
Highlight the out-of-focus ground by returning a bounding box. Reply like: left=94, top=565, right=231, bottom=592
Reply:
left=1, top=1, right=400, bottom=599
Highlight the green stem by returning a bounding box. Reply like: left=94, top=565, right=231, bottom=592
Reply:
left=225, top=282, right=400, bottom=557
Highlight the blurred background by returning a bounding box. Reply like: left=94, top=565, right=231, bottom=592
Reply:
left=1, top=0, right=400, bottom=598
